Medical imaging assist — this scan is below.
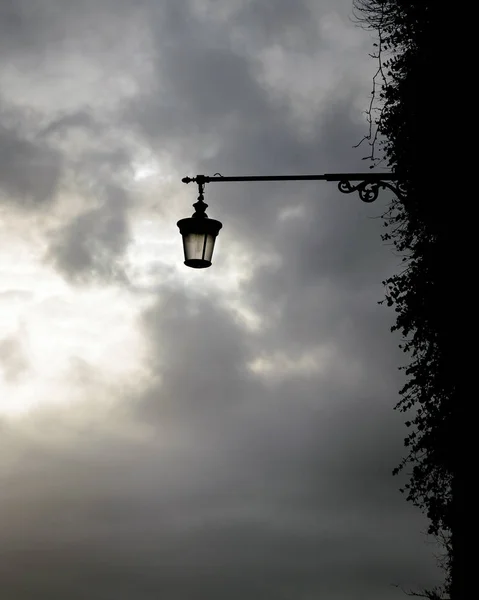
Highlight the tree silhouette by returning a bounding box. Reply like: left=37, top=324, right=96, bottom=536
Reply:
left=352, top=2, right=464, bottom=598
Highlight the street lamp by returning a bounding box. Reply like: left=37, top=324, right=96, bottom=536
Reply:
left=177, top=179, right=222, bottom=269
left=178, top=172, right=403, bottom=268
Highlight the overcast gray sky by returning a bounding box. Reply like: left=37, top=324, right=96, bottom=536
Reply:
left=0, top=1, right=442, bottom=598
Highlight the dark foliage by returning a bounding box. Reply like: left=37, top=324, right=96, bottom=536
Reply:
left=352, top=2, right=463, bottom=598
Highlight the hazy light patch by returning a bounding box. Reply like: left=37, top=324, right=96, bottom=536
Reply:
left=133, top=162, right=159, bottom=181
left=0, top=286, right=149, bottom=417
left=1, top=387, right=159, bottom=453
left=278, top=204, right=307, bottom=221
left=125, top=153, right=188, bottom=214
left=227, top=302, right=263, bottom=332
left=124, top=217, right=181, bottom=290
left=0, top=219, right=59, bottom=307
left=130, top=149, right=179, bottom=184
left=0, top=225, right=150, bottom=417
left=205, top=239, right=282, bottom=292
left=248, top=345, right=336, bottom=381
left=183, top=241, right=281, bottom=335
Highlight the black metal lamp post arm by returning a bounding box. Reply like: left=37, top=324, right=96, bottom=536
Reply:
left=182, top=173, right=404, bottom=202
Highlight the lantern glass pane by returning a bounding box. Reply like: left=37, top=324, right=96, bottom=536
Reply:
left=183, top=232, right=216, bottom=268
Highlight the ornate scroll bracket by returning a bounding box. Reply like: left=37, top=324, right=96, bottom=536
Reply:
left=338, top=179, right=405, bottom=203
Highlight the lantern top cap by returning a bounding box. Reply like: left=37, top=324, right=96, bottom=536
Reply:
left=177, top=217, right=222, bottom=235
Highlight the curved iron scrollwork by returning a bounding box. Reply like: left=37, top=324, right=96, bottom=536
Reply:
left=338, top=179, right=404, bottom=203
left=383, top=180, right=406, bottom=200
left=338, top=180, right=380, bottom=203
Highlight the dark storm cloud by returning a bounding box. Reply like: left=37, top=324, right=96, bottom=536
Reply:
left=0, top=289, right=438, bottom=599
left=0, top=0, right=137, bottom=56
left=0, top=0, right=142, bottom=279
left=236, top=0, right=316, bottom=40
left=127, top=0, right=327, bottom=163
left=0, top=0, right=442, bottom=599
left=48, top=185, right=130, bottom=282
left=0, top=122, right=61, bottom=207
left=126, top=0, right=378, bottom=246
left=39, top=110, right=98, bottom=138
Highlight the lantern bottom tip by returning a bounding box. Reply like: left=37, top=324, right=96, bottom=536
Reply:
left=184, top=259, right=212, bottom=269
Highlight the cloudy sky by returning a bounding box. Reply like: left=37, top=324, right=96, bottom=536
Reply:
left=0, top=1, right=442, bottom=598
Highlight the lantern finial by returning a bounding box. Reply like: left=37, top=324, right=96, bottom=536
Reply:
left=192, top=182, right=208, bottom=218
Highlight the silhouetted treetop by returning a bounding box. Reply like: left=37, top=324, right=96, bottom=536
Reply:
left=353, top=2, right=461, bottom=598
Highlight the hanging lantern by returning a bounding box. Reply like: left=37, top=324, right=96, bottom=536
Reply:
left=177, top=182, right=222, bottom=269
